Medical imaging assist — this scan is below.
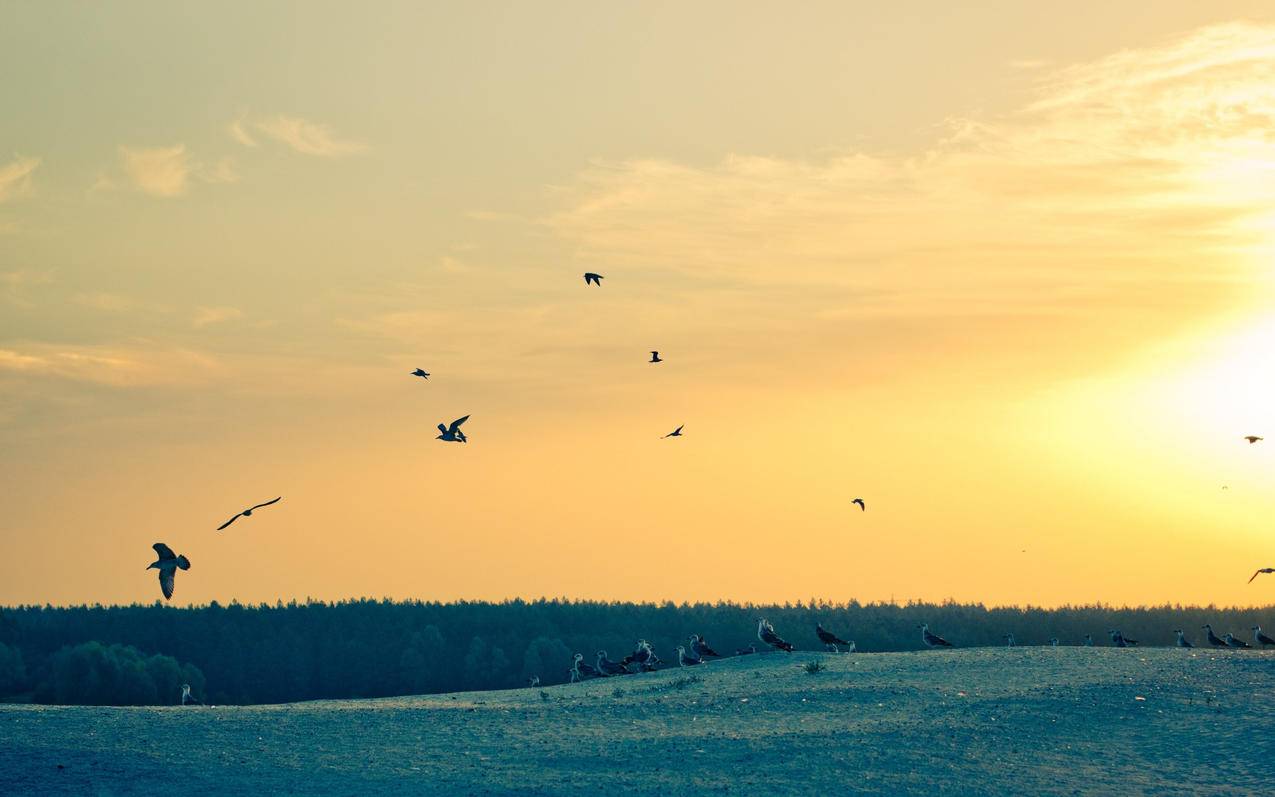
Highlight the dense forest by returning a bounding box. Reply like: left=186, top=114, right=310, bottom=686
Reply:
left=1, top=599, right=1271, bottom=705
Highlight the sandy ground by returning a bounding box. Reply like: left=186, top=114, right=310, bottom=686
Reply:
left=3, top=647, right=1274, bottom=796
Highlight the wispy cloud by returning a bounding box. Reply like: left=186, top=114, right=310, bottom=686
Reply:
left=119, top=145, right=192, bottom=197
left=251, top=115, right=367, bottom=157
left=0, top=343, right=220, bottom=387
left=0, top=156, right=40, bottom=202
left=228, top=117, right=258, bottom=148
left=192, top=306, right=243, bottom=328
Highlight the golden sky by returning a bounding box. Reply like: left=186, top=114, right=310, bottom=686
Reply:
left=4, top=2, right=1275, bottom=607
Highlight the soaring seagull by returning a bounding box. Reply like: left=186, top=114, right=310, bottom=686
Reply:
left=1249, top=567, right=1275, bottom=584
left=1174, top=629, right=1194, bottom=648
left=676, top=646, right=703, bottom=667
left=147, top=543, right=190, bottom=601
left=1225, top=633, right=1251, bottom=649
left=918, top=623, right=953, bottom=648
left=649, top=351, right=662, bottom=363
left=1253, top=626, right=1275, bottom=647
left=851, top=498, right=865, bottom=512
left=1244, top=435, right=1263, bottom=444
left=436, top=415, right=470, bottom=443
left=662, top=425, right=684, bottom=439
left=757, top=618, right=794, bottom=652
left=690, top=634, right=721, bottom=659
left=583, top=272, right=603, bottom=286
left=815, top=623, right=853, bottom=653
left=216, top=497, right=282, bottom=531
left=410, top=368, right=430, bottom=379
left=1203, top=624, right=1228, bottom=648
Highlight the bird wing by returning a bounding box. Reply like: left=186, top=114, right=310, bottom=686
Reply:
left=153, top=542, right=176, bottom=560
left=437, top=423, right=448, bottom=434
left=216, top=513, right=242, bottom=531
left=1251, top=570, right=1262, bottom=584
left=449, top=415, right=470, bottom=433
left=249, top=497, right=282, bottom=512
left=159, top=568, right=175, bottom=600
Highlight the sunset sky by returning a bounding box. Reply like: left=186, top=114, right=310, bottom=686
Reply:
left=4, top=2, right=1275, bottom=608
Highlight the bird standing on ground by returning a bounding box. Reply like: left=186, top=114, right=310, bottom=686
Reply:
left=1049, top=638, right=1059, bottom=647
left=1249, top=568, right=1275, bottom=584
left=815, top=623, right=853, bottom=653
left=676, top=646, right=702, bottom=667
left=1175, top=629, right=1194, bottom=648
left=1108, top=629, right=1137, bottom=647
left=649, top=351, right=662, bottom=363
left=147, top=543, right=191, bottom=600
left=1252, top=626, right=1275, bottom=647
left=1004, top=634, right=1016, bottom=647
left=690, top=634, right=721, bottom=659
left=410, top=368, right=429, bottom=379
left=527, top=676, right=541, bottom=687
left=569, top=653, right=600, bottom=682
left=851, top=498, right=865, bottom=512
left=623, top=640, right=659, bottom=671
left=662, top=425, right=684, bottom=439
left=757, top=618, right=795, bottom=652
left=918, top=623, right=953, bottom=648
left=1203, top=624, right=1228, bottom=648
left=596, top=651, right=630, bottom=676
left=1225, top=633, right=1251, bottom=649
left=735, top=645, right=757, bottom=656
left=216, top=497, right=282, bottom=531
left=180, top=684, right=201, bottom=705
left=436, top=415, right=470, bottom=443
left=1244, top=435, right=1263, bottom=444
left=1083, top=634, right=1094, bottom=647
left=583, top=272, right=603, bottom=286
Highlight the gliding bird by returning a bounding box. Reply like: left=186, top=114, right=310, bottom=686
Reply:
left=147, top=543, right=190, bottom=600
left=436, top=415, right=470, bottom=443
left=216, top=497, right=282, bottom=531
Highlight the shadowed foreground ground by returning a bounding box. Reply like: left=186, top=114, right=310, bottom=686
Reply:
left=3, top=648, right=1274, bottom=795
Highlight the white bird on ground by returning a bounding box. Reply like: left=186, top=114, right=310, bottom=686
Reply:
left=147, top=543, right=190, bottom=601
left=690, top=634, right=721, bottom=659
left=757, top=618, right=795, bottom=652
left=596, top=651, right=630, bottom=676
left=1253, top=626, right=1275, bottom=647
left=677, top=646, right=702, bottom=667
left=180, top=684, right=201, bottom=705
left=918, top=623, right=953, bottom=648
left=569, top=653, right=600, bottom=682
left=1175, top=629, right=1194, bottom=648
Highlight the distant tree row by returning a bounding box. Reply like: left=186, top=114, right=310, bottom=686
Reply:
left=0, top=599, right=1270, bottom=705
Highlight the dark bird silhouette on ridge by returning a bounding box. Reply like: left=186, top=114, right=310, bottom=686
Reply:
left=816, top=623, right=854, bottom=652
left=217, top=497, right=282, bottom=531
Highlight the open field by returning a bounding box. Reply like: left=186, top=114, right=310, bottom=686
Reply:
left=3, top=647, right=1274, bottom=796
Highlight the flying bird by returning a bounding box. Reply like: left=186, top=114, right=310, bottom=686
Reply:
left=436, top=415, right=470, bottom=443
left=690, top=634, right=721, bottom=659
left=918, top=623, right=953, bottom=648
left=410, top=368, right=429, bottom=379
left=757, top=618, right=794, bottom=652
left=1249, top=568, right=1275, bottom=584
left=851, top=498, right=865, bottom=512
left=216, top=497, right=282, bottom=531
left=815, top=623, right=853, bottom=653
left=1203, top=624, right=1227, bottom=648
left=662, top=425, right=684, bottom=439
left=1252, top=626, right=1275, bottom=647
left=1244, top=435, right=1263, bottom=444
left=649, top=351, right=662, bottom=363
left=583, top=272, right=603, bottom=286
left=147, top=543, right=190, bottom=601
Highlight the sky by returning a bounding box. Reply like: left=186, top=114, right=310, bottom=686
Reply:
left=4, top=1, right=1275, bottom=608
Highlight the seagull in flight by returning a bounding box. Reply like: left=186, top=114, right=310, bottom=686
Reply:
left=410, top=368, right=429, bottom=379
left=662, top=425, right=684, bottom=439
left=851, top=498, right=865, bottom=512
left=649, top=351, right=662, bottom=363
left=216, top=497, right=282, bottom=531
left=436, top=415, right=470, bottom=443
left=583, top=272, right=603, bottom=286
left=1249, top=567, right=1275, bottom=584
left=147, top=543, right=190, bottom=600
left=1244, top=435, right=1263, bottom=444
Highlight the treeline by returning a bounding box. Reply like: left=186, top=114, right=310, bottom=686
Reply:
left=0, top=599, right=1271, bottom=705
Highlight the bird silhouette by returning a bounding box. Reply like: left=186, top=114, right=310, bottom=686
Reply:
left=649, top=351, right=662, bottom=363
left=676, top=645, right=703, bottom=666
left=1249, top=567, right=1274, bottom=584
left=757, top=618, right=794, bottom=652
left=410, top=368, right=429, bottom=379
left=583, top=272, right=603, bottom=286
left=815, top=623, right=853, bottom=652
left=918, top=623, right=953, bottom=648
left=436, top=415, right=470, bottom=443
left=1244, top=435, right=1263, bottom=444
left=1225, top=633, right=1251, bottom=649
left=690, top=634, right=721, bottom=658
left=851, top=498, right=865, bottom=511
left=1253, top=626, right=1275, bottom=647
left=662, top=425, right=684, bottom=439
left=216, top=497, right=282, bottom=531
left=147, top=543, right=190, bottom=600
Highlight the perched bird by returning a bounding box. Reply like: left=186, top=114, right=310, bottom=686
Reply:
left=649, top=351, right=662, bottom=363
left=570, top=653, right=600, bottom=682
left=1252, top=626, right=1275, bottom=647
left=622, top=640, right=659, bottom=671
left=815, top=623, right=853, bottom=653
left=662, top=425, right=684, bottom=439
left=1174, top=629, right=1194, bottom=648
left=1083, top=634, right=1094, bottom=647
left=1244, top=435, right=1263, bottom=444
left=1049, top=638, right=1059, bottom=647
left=1003, top=634, right=1016, bottom=647
left=1108, top=629, right=1137, bottom=648
left=180, top=684, right=201, bottom=706
left=583, top=272, right=603, bottom=286
left=676, top=645, right=703, bottom=667
left=1249, top=568, right=1275, bottom=584
left=596, top=651, right=630, bottom=676
left=1203, top=624, right=1228, bottom=648
left=410, top=368, right=430, bottom=379
left=918, top=623, right=953, bottom=648
left=436, top=415, right=470, bottom=443
left=1225, top=633, right=1251, bottom=649
left=851, top=498, right=865, bottom=512
left=757, top=618, right=795, bottom=652
left=690, top=634, right=721, bottom=659
left=527, top=675, right=541, bottom=687
left=147, top=543, right=191, bottom=600
left=216, top=497, right=282, bottom=531
left=735, top=645, right=757, bottom=656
